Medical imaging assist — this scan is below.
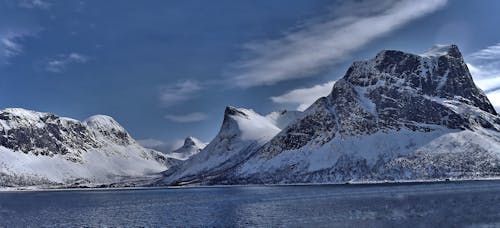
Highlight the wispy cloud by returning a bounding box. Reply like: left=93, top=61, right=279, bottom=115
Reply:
left=137, top=139, right=165, bottom=148
left=164, top=112, right=208, bottom=123
left=45, top=53, right=89, bottom=73
left=0, top=31, right=33, bottom=64
left=137, top=138, right=184, bottom=152
left=230, top=0, right=448, bottom=87
left=466, top=43, right=500, bottom=111
left=468, top=43, right=500, bottom=60
left=159, top=80, right=202, bottom=106
left=271, top=81, right=335, bottom=111
left=19, top=0, right=51, bottom=10
left=467, top=63, right=500, bottom=92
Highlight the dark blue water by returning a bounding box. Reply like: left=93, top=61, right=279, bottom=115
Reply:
left=1, top=181, right=500, bottom=227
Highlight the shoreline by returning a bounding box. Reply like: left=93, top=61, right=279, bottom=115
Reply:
left=2, top=177, right=500, bottom=193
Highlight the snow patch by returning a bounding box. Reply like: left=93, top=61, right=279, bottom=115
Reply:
left=420, top=44, right=455, bottom=58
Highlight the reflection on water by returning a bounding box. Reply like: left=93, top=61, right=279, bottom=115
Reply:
left=1, top=181, right=500, bottom=227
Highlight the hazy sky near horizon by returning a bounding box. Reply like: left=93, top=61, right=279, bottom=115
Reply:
left=1, top=0, right=500, bottom=151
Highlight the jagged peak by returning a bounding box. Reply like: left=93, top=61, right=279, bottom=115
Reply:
left=374, top=49, right=405, bottom=61
left=340, top=44, right=496, bottom=114
left=373, top=44, right=461, bottom=60
left=224, top=106, right=248, bottom=117
left=183, top=136, right=206, bottom=149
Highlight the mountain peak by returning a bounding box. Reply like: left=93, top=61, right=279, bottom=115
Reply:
left=344, top=44, right=496, bottom=115
left=420, top=44, right=460, bottom=58
left=84, top=115, right=125, bottom=131
left=224, top=106, right=248, bottom=117
left=183, top=136, right=206, bottom=148
left=83, top=115, right=132, bottom=145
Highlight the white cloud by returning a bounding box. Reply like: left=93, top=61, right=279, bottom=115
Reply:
left=45, top=53, right=89, bottom=73
left=466, top=43, right=500, bottom=112
left=164, top=112, right=208, bottom=123
left=271, top=81, right=335, bottom=111
left=19, top=0, right=51, bottom=9
left=137, top=138, right=184, bottom=152
left=487, top=90, right=500, bottom=112
left=0, top=31, right=33, bottom=64
left=467, top=63, right=500, bottom=92
left=159, top=80, right=202, bottom=106
left=468, top=43, right=500, bottom=60
left=137, top=139, right=165, bottom=148
left=1, top=37, right=21, bottom=58
left=231, top=0, right=448, bottom=87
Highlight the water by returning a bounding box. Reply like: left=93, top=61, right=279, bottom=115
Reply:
left=1, top=181, right=500, bottom=227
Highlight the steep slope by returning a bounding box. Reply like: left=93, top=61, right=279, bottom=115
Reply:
left=160, top=107, right=301, bottom=185
left=164, top=136, right=207, bottom=161
left=0, top=108, right=175, bottom=188
left=209, top=44, right=500, bottom=184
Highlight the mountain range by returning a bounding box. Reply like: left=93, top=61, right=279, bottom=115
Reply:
left=2, top=44, right=499, bottom=188
left=160, top=44, right=500, bottom=185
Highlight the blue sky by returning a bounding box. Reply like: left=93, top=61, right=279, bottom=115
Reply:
left=1, top=0, right=500, bottom=151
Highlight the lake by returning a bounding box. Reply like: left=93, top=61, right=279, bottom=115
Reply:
left=1, top=180, right=500, bottom=227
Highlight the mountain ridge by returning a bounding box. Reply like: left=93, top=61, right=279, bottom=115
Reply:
left=161, top=44, right=500, bottom=185
left=0, top=108, right=177, bottom=187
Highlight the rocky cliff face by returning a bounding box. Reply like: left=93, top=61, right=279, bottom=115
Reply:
left=0, top=109, right=98, bottom=160
left=0, top=108, right=174, bottom=187
left=164, top=44, right=500, bottom=185
left=262, top=45, right=499, bottom=158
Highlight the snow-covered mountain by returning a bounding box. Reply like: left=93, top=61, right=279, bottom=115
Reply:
left=0, top=108, right=176, bottom=188
left=160, top=107, right=302, bottom=185
left=162, top=44, right=500, bottom=185
left=164, top=136, right=207, bottom=161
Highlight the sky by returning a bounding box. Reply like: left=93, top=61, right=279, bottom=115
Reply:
left=1, top=0, right=500, bottom=151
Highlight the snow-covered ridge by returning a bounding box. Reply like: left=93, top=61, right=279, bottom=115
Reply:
left=0, top=108, right=175, bottom=188
left=159, top=106, right=303, bottom=185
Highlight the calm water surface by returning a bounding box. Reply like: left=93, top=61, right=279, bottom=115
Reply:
left=1, top=181, right=500, bottom=227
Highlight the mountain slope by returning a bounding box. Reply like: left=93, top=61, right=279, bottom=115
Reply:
left=160, top=107, right=302, bottom=185
left=199, top=44, right=500, bottom=185
left=0, top=108, right=175, bottom=188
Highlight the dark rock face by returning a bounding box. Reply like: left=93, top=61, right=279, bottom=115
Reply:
left=0, top=109, right=134, bottom=161
left=261, top=45, right=499, bottom=158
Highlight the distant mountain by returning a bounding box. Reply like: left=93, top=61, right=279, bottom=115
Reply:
left=161, top=44, right=500, bottom=185
left=164, top=136, right=207, bottom=161
left=0, top=108, right=177, bottom=188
